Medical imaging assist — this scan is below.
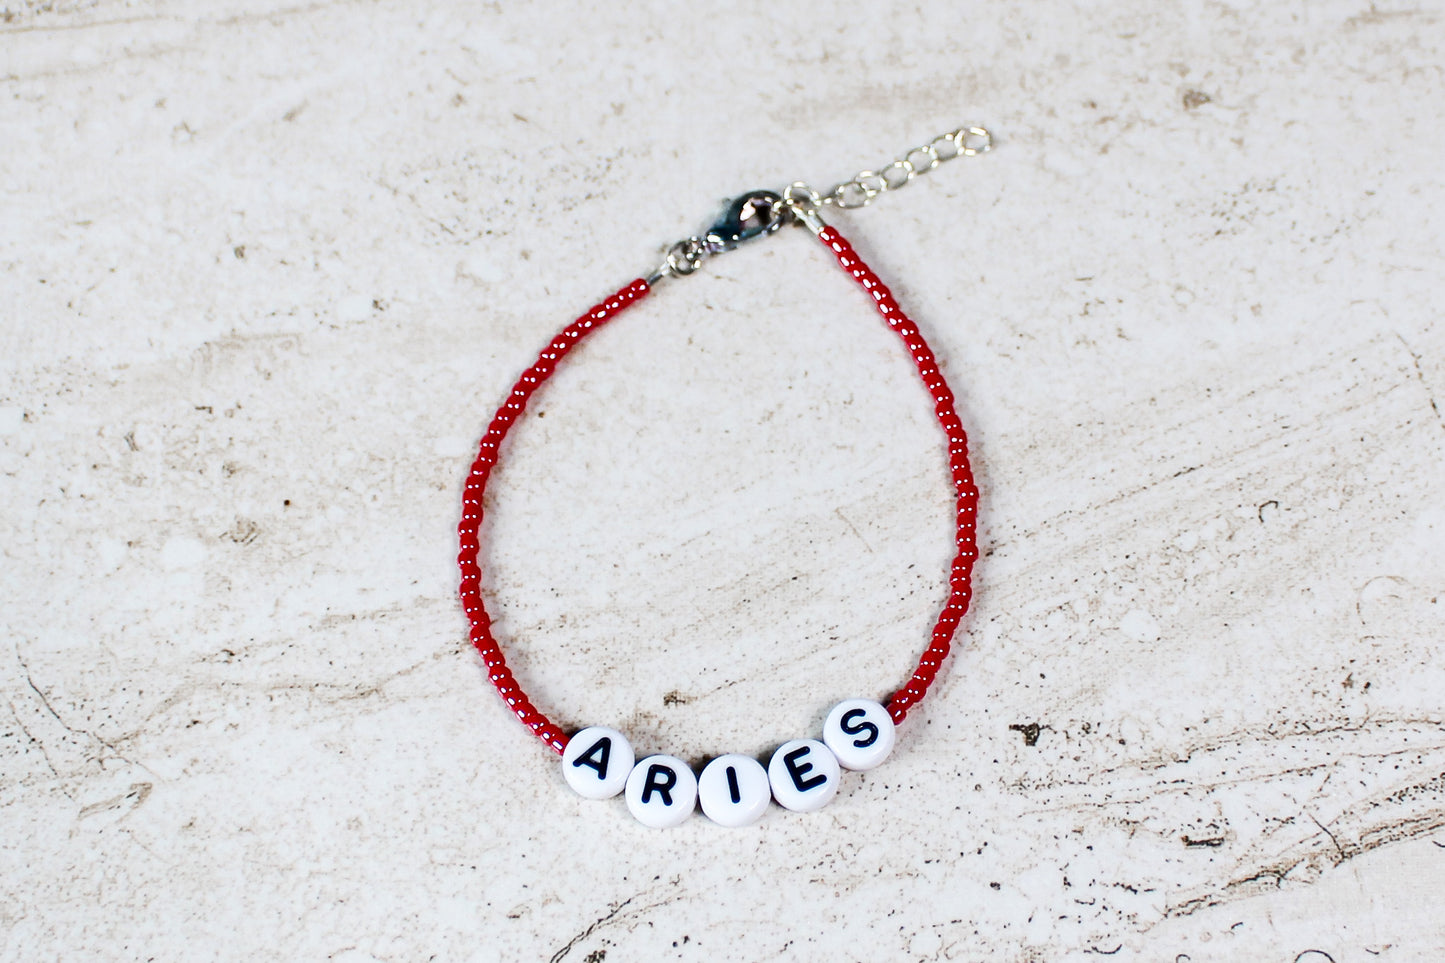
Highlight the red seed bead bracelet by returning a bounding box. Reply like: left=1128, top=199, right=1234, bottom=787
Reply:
left=458, top=126, right=992, bottom=828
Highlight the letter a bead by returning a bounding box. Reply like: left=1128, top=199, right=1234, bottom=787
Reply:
left=698, top=754, right=771, bottom=827
left=823, top=699, right=896, bottom=771
left=561, top=726, right=633, bottom=799
left=767, top=739, right=840, bottom=812
left=625, top=755, right=697, bottom=828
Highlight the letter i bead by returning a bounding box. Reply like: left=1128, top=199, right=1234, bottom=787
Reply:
left=698, top=754, right=772, bottom=827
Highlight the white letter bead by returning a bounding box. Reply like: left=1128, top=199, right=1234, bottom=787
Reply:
left=698, top=754, right=771, bottom=827
left=562, top=726, right=633, bottom=799
left=823, top=699, right=896, bottom=771
left=767, top=739, right=840, bottom=812
left=625, top=755, right=697, bottom=828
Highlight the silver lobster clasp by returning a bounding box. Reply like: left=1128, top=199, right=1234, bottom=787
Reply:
left=704, top=191, right=785, bottom=254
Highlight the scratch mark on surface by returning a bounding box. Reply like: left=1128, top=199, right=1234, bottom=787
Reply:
left=1395, top=332, right=1444, bottom=432
left=0, top=11, right=181, bottom=35
left=78, top=782, right=153, bottom=820
left=1308, top=812, right=1346, bottom=862
left=548, top=896, right=635, bottom=963
left=1022, top=722, right=1445, bottom=807
left=21, top=653, right=73, bottom=729
left=6, top=699, right=67, bottom=789
left=834, top=507, right=873, bottom=553
left=545, top=884, right=681, bottom=963
left=1182, top=835, right=1225, bottom=848
left=15, top=646, right=149, bottom=773
left=1345, top=6, right=1434, bottom=29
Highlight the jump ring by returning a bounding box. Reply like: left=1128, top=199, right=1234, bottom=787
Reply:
left=931, top=132, right=962, bottom=162
left=956, top=126, right=993, bottom=156
left=666, top=238, right=706, bottom=276
left=855, top=170, right=887, bottom=196
left=882, top=159, right=914, bottom=190
left=904, top=144, right=940, bottom=175
left=784, top=181, right=823, bottom=212
left=832, top=181, right=873, bottom=209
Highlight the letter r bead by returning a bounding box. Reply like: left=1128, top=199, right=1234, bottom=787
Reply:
left=624, top=755, right=697, bottom=828
left=455, top=137, right=997, bottom=827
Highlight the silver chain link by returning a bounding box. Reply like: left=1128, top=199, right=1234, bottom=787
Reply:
left=649, top=125, right=993, bottom=283
left=820, top=126, right=992, bottom=210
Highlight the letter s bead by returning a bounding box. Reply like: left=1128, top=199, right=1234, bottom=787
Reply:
left=823, top=699, right=896, bottom=771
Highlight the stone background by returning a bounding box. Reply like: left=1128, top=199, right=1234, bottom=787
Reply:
left=2, top=0, right=1443, bottom=960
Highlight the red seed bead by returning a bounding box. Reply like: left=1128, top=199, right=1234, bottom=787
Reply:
left=816, top=226, right=979, bottom=726
left=460, top=225, right=981, bottom=751
left=457, top=279, right=652, bottom=755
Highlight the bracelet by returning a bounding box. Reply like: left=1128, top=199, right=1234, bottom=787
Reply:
left=458, top=126, right=991, bottom=828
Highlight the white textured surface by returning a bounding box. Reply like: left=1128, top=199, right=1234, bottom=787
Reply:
left=2, top=0, right=1444, bottom=959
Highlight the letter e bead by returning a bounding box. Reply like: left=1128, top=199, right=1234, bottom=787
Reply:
left=767, top=739, right=840, bottom=812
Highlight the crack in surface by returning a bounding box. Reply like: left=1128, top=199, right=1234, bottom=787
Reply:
left=14, top=647, right=149, bottom=774
left=1394, top=331, right=1444, bottom=432
left=546, top=884, right=681, bottom=963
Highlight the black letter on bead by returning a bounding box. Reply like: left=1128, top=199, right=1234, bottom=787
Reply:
left=783, top=746, right=827, bottom=792
left=726, top=766, right=742, bottom=805
left=641, top=763, right=677, bottom=805
left=841, top=708, right=880, bottom=749
left=571, top=735, right=612, bottom=779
